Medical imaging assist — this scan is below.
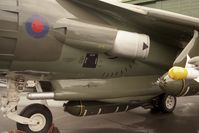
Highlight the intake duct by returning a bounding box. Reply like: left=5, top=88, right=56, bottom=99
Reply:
left=54, top=18, right=150, bottom=59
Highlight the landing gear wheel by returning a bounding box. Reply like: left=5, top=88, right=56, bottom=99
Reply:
left=151, top=94, right=176, bottom=113
left=17, top=104, right=53, bottom=133
left=160, top=94, right=176, bottom=113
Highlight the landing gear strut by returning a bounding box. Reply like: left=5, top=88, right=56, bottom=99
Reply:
left=0, top=79, right=39, bottom=125
left=0, top=77, right=55, bottom=133
left=151, top=94, right=177, bottom=113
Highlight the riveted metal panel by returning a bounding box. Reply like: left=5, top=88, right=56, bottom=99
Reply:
left=13, top=0, right=64, bottom=61
left=0, top=0, right=17, bottom=6
left=0, top=0, right=18, bottom=68
left=0, top=10, right=18, bottom=30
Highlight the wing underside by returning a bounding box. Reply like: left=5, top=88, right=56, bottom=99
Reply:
left=70, top=0, right=199, bottom=48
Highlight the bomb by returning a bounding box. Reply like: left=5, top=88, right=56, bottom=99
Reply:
left=64, top=101, right=140, bottom=116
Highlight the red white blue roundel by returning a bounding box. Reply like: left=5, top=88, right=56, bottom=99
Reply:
left=26, top=15, right=49, bottom=38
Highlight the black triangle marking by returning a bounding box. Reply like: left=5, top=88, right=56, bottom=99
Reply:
left=143, top=43, right=149, bottom=50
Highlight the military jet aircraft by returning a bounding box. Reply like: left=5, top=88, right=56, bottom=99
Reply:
left=1, top=0, right=199, bottom=132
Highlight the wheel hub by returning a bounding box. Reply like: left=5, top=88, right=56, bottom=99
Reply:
left=29, top=113, right=46, bottom=132
left=165, top=95, right=175, bottom=109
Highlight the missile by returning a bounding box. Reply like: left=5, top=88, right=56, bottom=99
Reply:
left=158, top=67, right=199, bottom=96
left=168, top=66, right=199, bottom=80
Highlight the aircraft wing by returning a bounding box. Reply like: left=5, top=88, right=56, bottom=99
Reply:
left=72, top=0, right=199, bottom=28
left=100, top=0, right=199, bottom=29
left=71, top=0, right=199, bottom=48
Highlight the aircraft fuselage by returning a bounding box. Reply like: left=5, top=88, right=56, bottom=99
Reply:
left=0, top=0, right=177, bottom=80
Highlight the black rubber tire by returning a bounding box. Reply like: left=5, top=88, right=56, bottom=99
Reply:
left=16, top=104, right=53, bottom=133
left=52, top=127, right=60, bottom=133
left=159, top=94, right=176, bottom=113
left=150, top=106, right=161, bottom=113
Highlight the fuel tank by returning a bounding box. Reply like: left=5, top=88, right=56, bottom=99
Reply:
left=64, top=101, right=141, bottom=116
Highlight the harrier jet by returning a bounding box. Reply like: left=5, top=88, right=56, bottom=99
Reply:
left=0, top=0, right=199, bottom=132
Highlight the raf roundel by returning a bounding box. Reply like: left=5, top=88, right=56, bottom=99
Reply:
left=26, top=15, right=49, bottom=38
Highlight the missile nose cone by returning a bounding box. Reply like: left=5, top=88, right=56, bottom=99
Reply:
left=168, top=67, right=188, bottom=80
left=168, top=66, right=199, bottom=81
